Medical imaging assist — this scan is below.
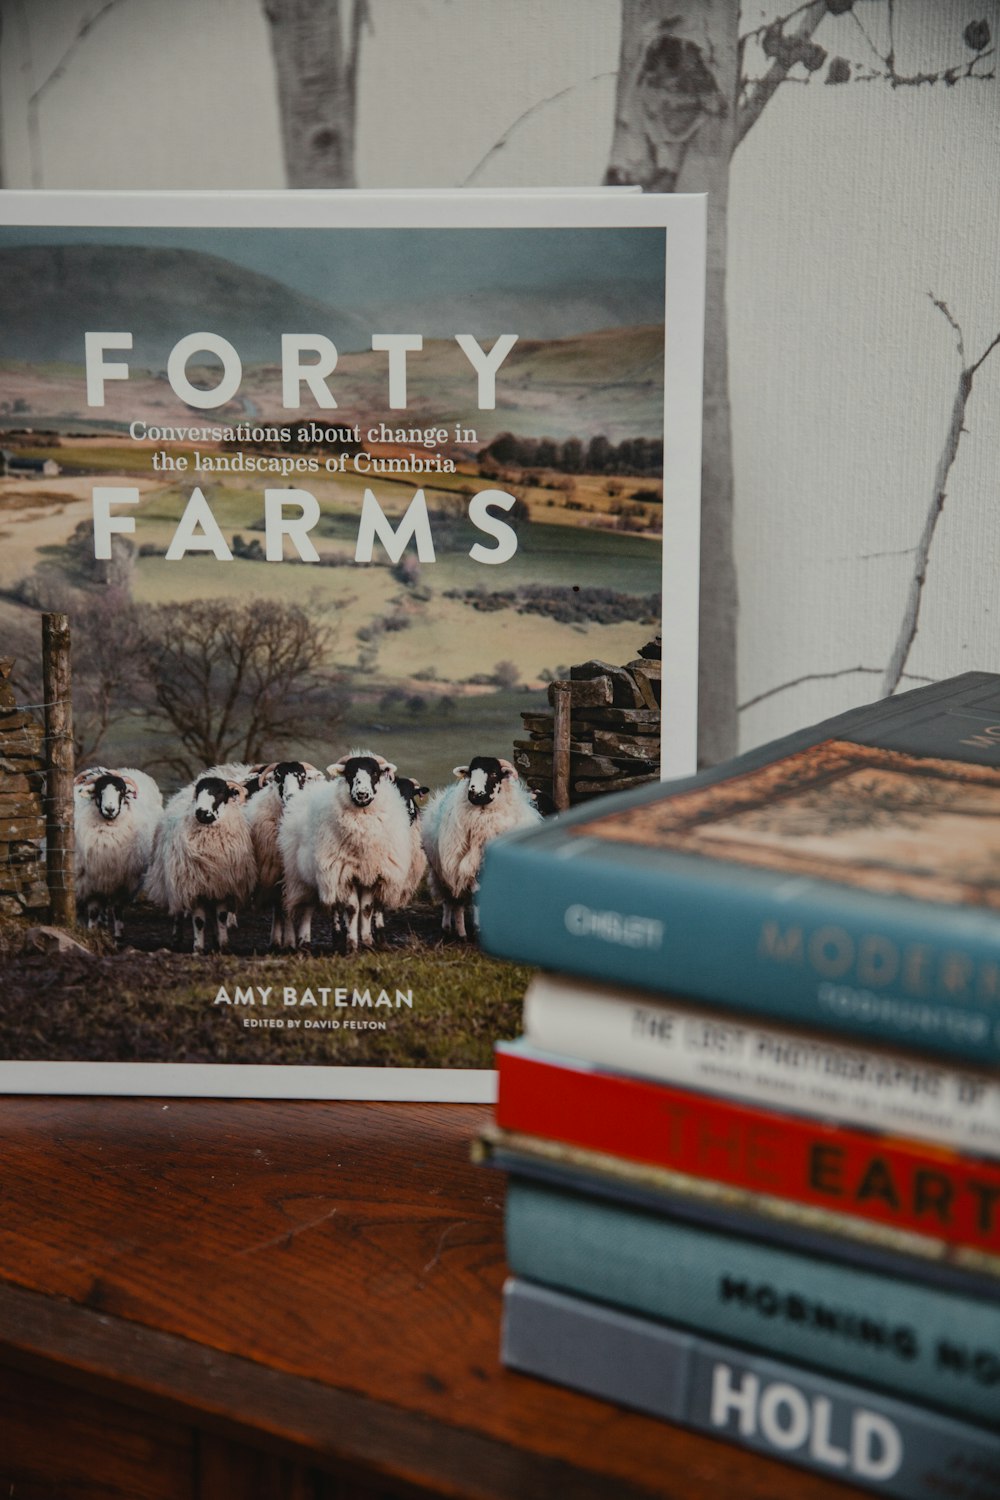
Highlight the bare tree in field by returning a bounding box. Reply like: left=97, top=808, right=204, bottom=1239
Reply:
left=142, top=598, right=343, bottom=777
left=69, top=591, right=149, bottom=764
left=263, top=0, right=369, bottom=186
left=6, top=585, right=148, bottom=765
left=606, top=0, right=994, bottom=764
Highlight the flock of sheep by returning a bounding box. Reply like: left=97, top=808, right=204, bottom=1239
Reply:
left=72, top=751, right=542, bottom=953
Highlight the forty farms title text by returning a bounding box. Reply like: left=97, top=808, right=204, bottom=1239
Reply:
left=85, top=329, right=522, bottom=567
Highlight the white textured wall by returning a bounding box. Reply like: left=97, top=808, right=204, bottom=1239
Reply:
left=3, top=0, right=998, bottom=752
left=1, top=0, right=284, bottom=187
left=0, top=0, right=618, bottom=189
left=730, top=2, right=1000, bottom=747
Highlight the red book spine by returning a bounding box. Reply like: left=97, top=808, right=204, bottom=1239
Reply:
left=495, top=1047, right=1000, bottom=1254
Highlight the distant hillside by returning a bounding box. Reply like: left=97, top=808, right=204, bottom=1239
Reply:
left=0, top=324, right=664, bottom=446
left=221, top=323, right=665, bottom=444
left=0, top=245, right=371, bottom=366
left=367, top=279, right=665, bottom=343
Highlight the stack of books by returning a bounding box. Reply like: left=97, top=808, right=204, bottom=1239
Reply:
left=476, top=673, right=1000, bottom=1496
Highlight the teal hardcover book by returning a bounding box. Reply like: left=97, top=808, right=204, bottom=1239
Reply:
left=479, top=673, right=1000, bottom=1064
left=504, top=1177, right=1000, bottom=1427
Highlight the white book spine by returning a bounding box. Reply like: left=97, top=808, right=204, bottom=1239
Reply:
left=522, top=974, right=1000, bottom=1156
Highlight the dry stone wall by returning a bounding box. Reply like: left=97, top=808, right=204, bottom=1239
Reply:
left=0, top=658, right=48, bottom=917
left=515, top=635, right=662, bottom=809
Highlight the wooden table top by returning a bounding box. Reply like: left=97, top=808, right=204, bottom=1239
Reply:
left=0, top=1096, right=871, bottom=1499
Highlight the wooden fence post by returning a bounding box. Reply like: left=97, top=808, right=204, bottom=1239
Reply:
left=551, top=680, right=572, bottom=812
left=42, top=612, right=75, bottom=926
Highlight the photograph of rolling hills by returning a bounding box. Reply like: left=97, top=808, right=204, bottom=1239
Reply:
left=0, top=224, right=666, bottom=786
left=0, top=220, right=668, bottom=1074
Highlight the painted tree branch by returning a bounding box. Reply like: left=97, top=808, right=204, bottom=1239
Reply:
left=739, top=663, right=931, bottom=713
left=839, top=50, right=995, bottom=88
left=460, top=72, right=617, bottom=187
left=882, top=298, right=1000, bottom=696
left=23, top=0, right=127, bottom=188
left=739, top=4, right=993, bottom=120
left=263, top=0, right=370, bottom=188
left=740, top=665, right=882, bottom=711
left=345, top=0, right=367, bottom=105
left=737, top=0, right=829, bottom=145
left=850, top=1, right=994, bottom=87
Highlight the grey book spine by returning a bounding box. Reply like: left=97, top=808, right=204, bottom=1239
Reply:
left=502, top=1279, right=1000, bottom=1500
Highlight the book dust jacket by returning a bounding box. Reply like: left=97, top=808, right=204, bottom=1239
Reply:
left=0, top=191, right=704, bottom=1098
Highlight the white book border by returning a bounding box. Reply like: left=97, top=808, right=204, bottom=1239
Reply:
left=0, top=1061, right=497, bottom=1101
left=0, top=188, right=704, bottom=1098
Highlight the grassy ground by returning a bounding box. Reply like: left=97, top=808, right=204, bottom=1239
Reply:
left=0, top=903, right=533, bottom=1068
left=334, top=686, right=550, bottom=793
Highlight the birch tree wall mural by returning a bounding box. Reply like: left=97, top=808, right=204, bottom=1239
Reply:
left=606, top=2, right=739, bottom=763
left=0, top=0, right=996, bottom=764
left=603, top=0, right=995, bottom=762
left=264, top=0, right=369, bottom=188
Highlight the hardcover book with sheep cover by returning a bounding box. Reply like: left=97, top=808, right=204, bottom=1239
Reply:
left=0, top=189, right=703, bottom=1098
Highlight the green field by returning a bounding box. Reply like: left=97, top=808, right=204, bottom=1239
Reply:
left=130, top=472, right=660, bottom=585
left=2, top=455, right=660, bottom=792
left=0, top=914, right=535, bottom=1068
left=94, top=685, right=548, bottom=799
left=335, top=686, right=550, bottom=793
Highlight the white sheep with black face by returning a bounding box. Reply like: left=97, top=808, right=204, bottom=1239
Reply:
left=421, top=755, right=541, bottom=938
left=199, top=762, right=270, bottom=796
left=73, top=766, right=163, bottom=940
left=278, top=750, right=413, bottom=952
left=144, top=774, right=256, bottom=953
left=243, top=760, right=325, bottom=948
left=328, top=772, right=429, bottom=939
left=187, top=762, right=272, bottom=936
left=391, top=774, right=430, bottom=909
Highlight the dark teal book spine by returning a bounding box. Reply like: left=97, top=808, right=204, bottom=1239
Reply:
left=477, top=834, right=1000, bottom=1065
left=503, top=1279, right=1000, bottom=1497
left=504, top=1180, right=1000, bottom=1428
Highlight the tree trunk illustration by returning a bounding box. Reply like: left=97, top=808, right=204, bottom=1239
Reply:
left=606, top=0, right=739, bottom=766
left=263, top=0, right=367, bottom=188
left=0, top=9, right=5, bottom=189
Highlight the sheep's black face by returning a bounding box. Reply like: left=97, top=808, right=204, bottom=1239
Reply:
left=194, top=777, right=236, bottom=825
left=242, top=763, right=275, bottom=799
left=274, top=761, right=310, bottom=804
left=343, top=756, right=386, bottom=808
left=395, top=776, right=429, bottom=823
left=93, top=773, right=129, bottom=822
left=466, top=756, right=506, bottom=807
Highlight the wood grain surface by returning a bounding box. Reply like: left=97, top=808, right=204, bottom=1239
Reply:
left=0, top=1097, right=874, bottom=1499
